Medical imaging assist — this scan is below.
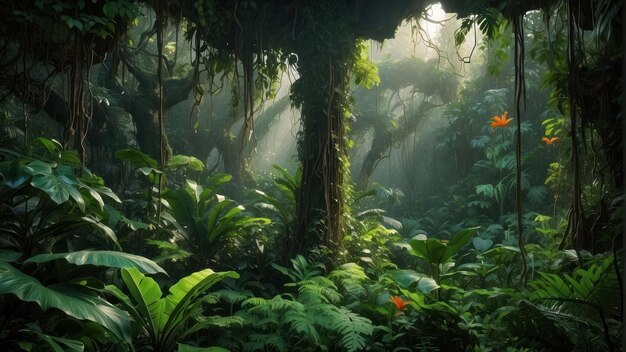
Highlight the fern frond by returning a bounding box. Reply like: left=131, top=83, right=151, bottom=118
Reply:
left=243, top=295, right=305, bottom=316
left=212, top=288, right=254, bottom=304
left=184, top=315, right=246, bottom=337
left=331, top=307, right=374, bottom=352
left=530, top=255, right=619, bottom=311
left=241, top=296, right=267, bottom=308
left=537, top=301, right=593, bottom=326
left=330, top=263, right=368, bottom=281
left=309, top=305, right=373, bottom=352
left=244, top=333, right=288, bottom=352
left=284, top=309, right=320, bottom=343
left=328, top=263, right=369, bottom=302
left=341, top=282, right=367, bottom=301
left=299, top=282, right=342, bottom=304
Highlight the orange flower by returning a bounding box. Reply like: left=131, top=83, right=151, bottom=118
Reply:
left=390, top=295, right=410, bottom=311
left=490, top=112, right=513, bottom=128
left=542, top=136, right=559, bottom=145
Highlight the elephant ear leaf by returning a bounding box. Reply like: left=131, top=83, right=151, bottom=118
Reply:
left=0, top=261, right=130, bottom=341
left=160, top=269, right=239, bottom=334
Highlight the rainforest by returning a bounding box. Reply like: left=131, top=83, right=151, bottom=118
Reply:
left=0, top=0, right=623, bottom=351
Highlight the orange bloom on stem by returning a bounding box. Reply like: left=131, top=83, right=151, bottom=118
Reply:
left=490, top=111, right=513, bottom=128
left=542, top=136, right=559, bottom=145
left=390, top=295, right=410, bottom=311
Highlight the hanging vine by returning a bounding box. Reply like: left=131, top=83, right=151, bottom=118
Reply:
left=288, top=1, right=357, bottom=259
left=512, top=9, right=528, bottom=285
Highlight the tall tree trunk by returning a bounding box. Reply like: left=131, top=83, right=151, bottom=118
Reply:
left=288, top=2, right=356, bottom=260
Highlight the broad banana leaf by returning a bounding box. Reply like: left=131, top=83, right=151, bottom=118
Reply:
left=120, top=267, right=164, bottom=340
left=26, top=250, right=166, bottom=275
left=120, top=267, right=238, bottom=351
left=0, top=261, right=130, bottom=341
left=161, top=269, right=239, bottom=334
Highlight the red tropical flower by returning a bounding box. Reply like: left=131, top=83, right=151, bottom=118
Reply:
left=490, top=112, right=513, bottom=128
left=542, top=136, right=559, bottom=145
left=390, top=295, right=410, bottom=311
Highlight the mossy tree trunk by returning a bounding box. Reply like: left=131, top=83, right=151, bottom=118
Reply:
left=288, top=2, right=356, bottom=259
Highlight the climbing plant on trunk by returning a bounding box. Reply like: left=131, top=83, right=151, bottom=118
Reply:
left=288, top=2, right=357, bottom=259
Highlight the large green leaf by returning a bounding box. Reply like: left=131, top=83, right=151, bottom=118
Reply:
left=114, top=149, right=157, bottom=168
left=177, top=344, right=229, bottom=352
left=168, top=155, right=205, bottom=172
left=0, top=261, right=130, bottom=341
left=121, top=268, right=163, bottom=339
left=408, top=227, right=479, bottom=265
left=446, top=227, right=479, bottom=257
left=29, top=137, right=63, bottom=158
left=0, top=159, right=29, bottom=188
left=392, top=269, right=440, bottom=293
left=0, top=249, right=21, bottom=262
left=29, top=326, right=85, bottom=352
left=25, top=250, right=166, bottom=275
left=408, top=238, right=447, bottom=264
left=161, top=269, right=239, bottom=334
left=76, top=216, right=118, bottom=243
left=120, top=267, right=238, bottom=352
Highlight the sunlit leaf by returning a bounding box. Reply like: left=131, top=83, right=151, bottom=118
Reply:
left=114, top=149, right=157, bottom=168
left=26, top=250, right=166, bottom=275
left=392, top=269, right=440, bottom=293
left=177, top=344, right=229, bottom=352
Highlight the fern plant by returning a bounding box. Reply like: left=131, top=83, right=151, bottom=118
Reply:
left=235, top=258, right=374, bottom=351
left=523, top=255, right=622, bottom=351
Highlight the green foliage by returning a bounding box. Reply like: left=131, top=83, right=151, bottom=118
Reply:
left=352, top=40, right=380, bottom=89
left=454, top=5, right=501, bottom=47
left=251, top=165, right=300, bottom=237
left=0, top=260, right=131, bottom=342
left=162, top=176, right=270, bottom=269
left=498, top=255, right=621, bottom=351
left=115, top=148, right=162, bottom=184
left=108, top=267, right=238, bottom=352
left=0, top=141, right=121, bottom=256
left=0, top=2, right=622, bottom=352
left=401, top=227, right=478, bottom=281
left=25, top=250, right=166, bottom=275
left=392, top=269, right=440, bottom=293
left=235, top=258, right=374, bottom=351
left=272, top=255, right=325, bottom=283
